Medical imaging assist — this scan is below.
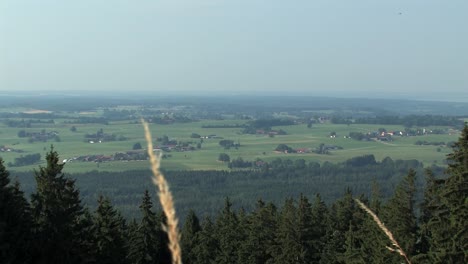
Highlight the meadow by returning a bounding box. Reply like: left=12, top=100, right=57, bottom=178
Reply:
left=0, top=112, right=459, bottom=173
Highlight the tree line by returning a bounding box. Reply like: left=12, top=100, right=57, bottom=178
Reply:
left=7, top=153, right=41, bottom=167
left=8, top=153, right=442, bottom=220
left=331, top=115, right=465, bottom=128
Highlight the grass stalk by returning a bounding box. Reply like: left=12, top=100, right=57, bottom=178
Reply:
left=354, top=199, right=412, bottom=264
left=142, top=120, right=182, bottom=264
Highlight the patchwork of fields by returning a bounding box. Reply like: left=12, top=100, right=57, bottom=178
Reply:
left=0, top=114, right=459, bottom=173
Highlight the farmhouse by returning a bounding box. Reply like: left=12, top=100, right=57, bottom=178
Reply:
left=295, top=148, right=311, bottom=154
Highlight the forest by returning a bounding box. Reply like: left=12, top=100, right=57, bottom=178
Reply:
left=1, top=124, right=467, bottom=264
left=10, top=153, right=440, bottom=219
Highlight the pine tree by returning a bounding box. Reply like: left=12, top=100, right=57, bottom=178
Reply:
left=30, top=147, right=88, bottom=264
left=343, top=224, right=364, bottom=264
left=427, top=123, right=468, bottom=263
left=180, top=209, right=202, bottom=264
left=235, top=207, right=250, bottom=264
left=191, top=216, right=218, bottom=264
left=320, top=188, right=354, bottom=264
left=357, top=182, right=388, bottom=264
left=155, top=210, right=172, bottom=264
left=269, top=197, right=303, bottom=264
left=442, top=123, right=468, bottom=261
left=297, top=194, right=316, bottom=263
left=128, top=190, right=167, bottom=264
left=412, top=169, right=443, bottom=263
left=74, top=208, right=98, bottom=263
left=309, top=194, right=328, bottom=263
left=369, top=179, right=382, bottom=212
left=214, top=197, right=241, bottom=264
left=127, top=218, right=139, bottom=243
left=381, top=169, right=418, bottom=263
left=238, top=200, right=277, bottom=264
left=93, top=195, right=128, bottom=264
left=338, top=193, right=369, bottom=264
left=0, top=157, right=9, bottom=189
left=0, top=158, right=32, bottom=264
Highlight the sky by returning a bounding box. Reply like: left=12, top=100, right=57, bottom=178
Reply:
left=1, top=0, right=467, bottom=101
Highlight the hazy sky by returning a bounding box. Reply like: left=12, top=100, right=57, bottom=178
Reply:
left=1, top=1, right=467, bottom=100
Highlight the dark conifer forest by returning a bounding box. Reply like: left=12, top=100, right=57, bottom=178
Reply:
left=1, top=125, right=467, bottom=264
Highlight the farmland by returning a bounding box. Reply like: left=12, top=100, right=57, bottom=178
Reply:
left=1, top=95, right=467, bottom=219
left=0, top=108, right=461, bottom=173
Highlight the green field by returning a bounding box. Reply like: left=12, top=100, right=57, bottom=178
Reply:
left=0, top=115, right=460, bottom=173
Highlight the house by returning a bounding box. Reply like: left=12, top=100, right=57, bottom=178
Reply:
left=295, top=148, right=310, bottom=154
left=318, top=116, right=329, bottom=123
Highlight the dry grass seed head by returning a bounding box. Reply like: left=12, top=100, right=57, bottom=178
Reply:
left=354, top=199, right=411, bottom=264
left=142, top=120, right=182, bottom=264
